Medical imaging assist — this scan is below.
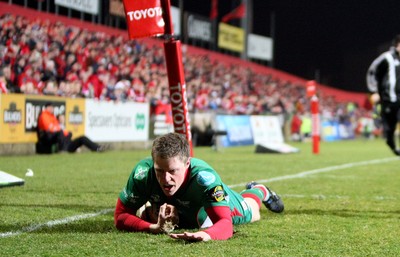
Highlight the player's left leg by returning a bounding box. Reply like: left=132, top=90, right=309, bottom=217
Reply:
left=243, top=197, right=261, bottom=222
left=243, top=182, right=284, bottom=213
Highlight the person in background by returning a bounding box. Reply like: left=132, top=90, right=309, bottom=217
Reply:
left=37, top=102, right=67, bottom=152
left=114, top=132, right=284, bottom=241
left=367, top=34, right=400, bottom=156
left=37, top=102, right=107, bottom=153
left=57, top=113, right=108, bottom=153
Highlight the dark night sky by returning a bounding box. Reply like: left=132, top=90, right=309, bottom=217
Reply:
left=174, top=0, right=400, bottom=92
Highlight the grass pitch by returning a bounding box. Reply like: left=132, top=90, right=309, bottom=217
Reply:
left=1, top=138, right=399, bottom=256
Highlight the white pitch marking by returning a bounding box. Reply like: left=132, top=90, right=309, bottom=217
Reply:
left=0, top=208, right=113, bottom=238
left=228, top=157, right=399, bottom=189
left=1, top=156, right=398, bottom=238
left=282, top=194, right=396, bottom=200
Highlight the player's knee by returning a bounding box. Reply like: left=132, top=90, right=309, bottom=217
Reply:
left=244, top=197, right=261, bottom=222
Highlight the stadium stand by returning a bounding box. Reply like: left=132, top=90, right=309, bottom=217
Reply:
left=0, top=2, right=374, bottom=148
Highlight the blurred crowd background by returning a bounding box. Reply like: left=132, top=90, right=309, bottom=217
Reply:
left=0, top=11, right=380, bottom=143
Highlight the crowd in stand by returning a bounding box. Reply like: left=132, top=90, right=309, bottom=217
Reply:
left=0, top=13, right=375, bottom=140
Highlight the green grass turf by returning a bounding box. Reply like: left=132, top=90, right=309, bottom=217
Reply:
left=1, top=138, right=399, bottom=256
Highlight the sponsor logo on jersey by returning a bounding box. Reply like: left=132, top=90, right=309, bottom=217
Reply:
left=134, top=166, right=148, bottom=180
left=196, top=171, right=216, bottom=186
left=210, top=185, right=225, bottom=202
left=127, top=192, right=139, bottom=204
left=176, top=199, right=190, bottom=208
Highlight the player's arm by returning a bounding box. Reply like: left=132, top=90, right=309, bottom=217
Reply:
left=115, top=199, right=178, bottom=234
left=114, top=198, right=156, bottom=233
left=367, top=54, right=387, bottom=93
left=115, top=160, right=168, bottom=233
left=169, top=205, right=233, bottom=241
left=374, top=59, right=388, bottom=87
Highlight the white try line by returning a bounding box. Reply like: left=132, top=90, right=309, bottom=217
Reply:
left=1, top=157, right=398, bottom=238
left=228, top=156, right=399, bottom=189
left=282, top=194, right=396, bottom=200
left=0, top=209, right=114, bottom=238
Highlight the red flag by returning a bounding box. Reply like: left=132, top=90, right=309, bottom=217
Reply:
left=210, top=0, right=218, bottom=20
left=221, top=3, right=246, bottom=23
left=122, top=0, right=165, bottom=39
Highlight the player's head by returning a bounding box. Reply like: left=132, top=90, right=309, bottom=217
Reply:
left=152, top=133, right=191, bottom=196
left=151, top=132, right=190, bottom=162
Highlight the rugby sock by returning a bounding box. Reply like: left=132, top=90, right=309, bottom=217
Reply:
left=241, top=191, right=262, bottom=208
left=252, top=184, right=270, bottom=201
left=240, top=185, right=269, bottom=208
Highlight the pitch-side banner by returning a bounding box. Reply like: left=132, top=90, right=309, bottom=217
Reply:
left=55, top=0, right=99, bottom=15
left=122, top=0, right=165, bottom=39
left=250, top=115, right=283, bottom=145
left=85, top=100, right=149, bottom=142
left=216, top=115, right=254, bottom=147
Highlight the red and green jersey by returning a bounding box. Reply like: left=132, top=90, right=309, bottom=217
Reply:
left=119, top=157, right=252, bottom=228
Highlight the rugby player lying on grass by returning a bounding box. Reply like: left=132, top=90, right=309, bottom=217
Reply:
left=114, top=133, right=284, bottom=241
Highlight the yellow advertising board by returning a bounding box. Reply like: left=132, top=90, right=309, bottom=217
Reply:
left=0, top=94, right=26, bottom=143
left=65, top=98, right=86, bottom=139
left=218, top=22, right=244, bottom=53
left=0, top=94, right=79, bottom=143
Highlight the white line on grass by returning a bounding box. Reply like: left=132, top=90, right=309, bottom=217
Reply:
left=1, top=156, right=398, bottom=238
left=228, top=156, right=399, bottom=189
left=282, top=194, right=396, bottom=200
left=0, top=208, right=113, bottom=238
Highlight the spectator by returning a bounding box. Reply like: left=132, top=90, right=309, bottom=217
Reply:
left=291, top=111, right=303, bottom=142
left=57, top=114, right=108, bottom=153
left=37, top=102, right=107, bottom=153
left=36, top=102, right=67, bottom=153
left=0, top=13, right=368, bottom=132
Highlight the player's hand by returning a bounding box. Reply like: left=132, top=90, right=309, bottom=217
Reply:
left=149, top=203, right=179, bottom=234
left=159, top=203, right=178, bottom=220
left=159, top=203, right=179, bottom=223
left=158, top=203, right=179, bottom=233
left=169, top=231, right=211, bottom=242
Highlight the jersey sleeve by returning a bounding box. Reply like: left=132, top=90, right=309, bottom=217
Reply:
left=191, top=160, right=230, bottom=210
left=367, top=52, right=388, bottom=93
left=190, top=159, right=235, bottom=240
left=203, top=206, right=234, bottom=240
left=118, top=158, right=153, bottom=210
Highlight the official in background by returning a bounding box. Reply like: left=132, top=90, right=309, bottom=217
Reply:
left=36, top=102, right=67, bottom=153
left=37, top=102, right=107, bottom=153
left=366, top=34, right=400, bottom=156
left=57, top=114, right=108, bottom=153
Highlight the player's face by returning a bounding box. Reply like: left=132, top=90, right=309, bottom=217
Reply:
left=154, top=155, right=190, bottom=197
